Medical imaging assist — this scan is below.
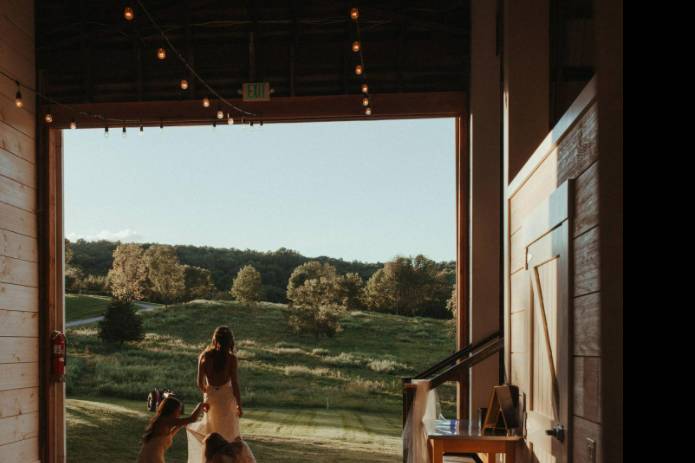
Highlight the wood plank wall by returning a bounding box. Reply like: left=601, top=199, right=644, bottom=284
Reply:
left=0, top=1, right=40, bottom=462
left=506, top=79, right=601, bottom=462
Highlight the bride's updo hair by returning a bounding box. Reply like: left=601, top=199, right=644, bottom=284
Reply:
left=205, top=326, right=235, bottom=372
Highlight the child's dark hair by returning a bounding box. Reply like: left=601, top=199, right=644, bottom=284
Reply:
left=204, top=433, right=244, bottom=461
left=204, top=326, right=235, bottom=373
left=142, top=396, right=182, bottom=442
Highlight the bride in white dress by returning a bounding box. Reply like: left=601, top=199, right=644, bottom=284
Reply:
left=187, top=326, right=256, bottom=463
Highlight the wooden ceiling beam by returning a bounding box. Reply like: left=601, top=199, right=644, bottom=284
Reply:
left=44, top=91, right=466, bottom=128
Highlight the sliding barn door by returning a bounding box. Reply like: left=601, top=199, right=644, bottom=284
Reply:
left=515, top=182, right=572, bottom=463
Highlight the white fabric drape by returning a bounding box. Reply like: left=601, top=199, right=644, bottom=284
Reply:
left=402, top=380, right=442, bottom=463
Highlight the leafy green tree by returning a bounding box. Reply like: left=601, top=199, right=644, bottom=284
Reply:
left=287, top=276, right=344, bottom=337
left=107, top=244, right=148, bottom=302
left=287, top=261, right=338, bottom=303
left=143, top=245, right=186, bottom=304
left=231, top=265, right=263, bottom=303
left=183, top=265, right=216, bottom=300
left=447, top=284, right=457, bottom=319
left=336, top=272, right=365, bottom=310
left=364, top=255, right=452, bottom=318
left=98, top=300, right=143, bottom=344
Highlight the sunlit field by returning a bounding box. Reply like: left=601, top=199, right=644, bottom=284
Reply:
left=66, top=300, right=456, bottom=462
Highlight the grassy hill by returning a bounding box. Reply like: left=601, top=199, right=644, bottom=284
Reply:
left=66, top=300, right=456, bottom=462
left=65, top=294, right=111, bottom=322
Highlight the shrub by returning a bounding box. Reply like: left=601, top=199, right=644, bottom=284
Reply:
left=98, top=300, right=143, bottom=344
left=231, top=265, right=263, bottom=303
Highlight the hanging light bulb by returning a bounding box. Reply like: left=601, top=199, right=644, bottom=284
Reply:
left=227, top=114, right=234, bottom=125
left=212, top=121, right=217, bottom=130
left=350, top=8, right=359, bottom=20
left=362, top=97, right=370, bottom=107
left=44, top=112, right=53, bottom=124
left=361, top=83, right=369, bottom=93
left=156, top=47, right=167, bottom=60
left=14, top=82, right=23, bottom=108
left=70, top=120, right=77, bottom=129
left=122, top=125, right=127, bottom=138
left=139, top=124, right=144, bottom=136
left=216, top=109, right=224, bottom=120
left=123, top=6, right=135, bottom=21
left=352, top=41, right=361, bottom=53
left=355, top=64, right=363, bottom=76
left=160, top=120, right=164, bottom=131
left=180, top=79, right=189, bottom=90
left=365, top=107, right=372, bottom=116
left=104, top=126, right=109, bottom=138
left=202, top=97, right=211, bottom=108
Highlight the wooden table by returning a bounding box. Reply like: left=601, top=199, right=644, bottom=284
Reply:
left=425, top=419, right=522, bottom=463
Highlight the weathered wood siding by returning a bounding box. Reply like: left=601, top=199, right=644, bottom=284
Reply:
left=506, top=79, right=601, bottom=462
left=0, top=1, right=40, bottom=462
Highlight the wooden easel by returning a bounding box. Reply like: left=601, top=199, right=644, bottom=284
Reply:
left=482, top=385, right=520, bottom=435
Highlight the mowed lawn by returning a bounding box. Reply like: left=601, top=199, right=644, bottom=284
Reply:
left=65, top=300, right=456, bottom=462
left=65, top=293, right=111, bottom=322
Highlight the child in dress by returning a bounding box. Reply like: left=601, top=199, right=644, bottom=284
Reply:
left=137, top=396, right=207, bottom=463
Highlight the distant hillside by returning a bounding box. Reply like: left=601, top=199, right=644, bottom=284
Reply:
left=68, top=239, right=455, bottom=302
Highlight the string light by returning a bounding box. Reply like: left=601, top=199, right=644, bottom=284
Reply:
left=159, top=120, right=164, bottom=130
left=156, top=47, right=166, bottom=60
left=216, top=109, right=224, bottom=120
left=139, top=123, right=144, bottom=135
left=365, top=107, right=372, bottom=116
left=14, top=82, right=23, bottom=108
left=124, top=6, right=135, bottom=21
left=361, top=83, right=369, bottom=93
left=44, top=112, right=53, bottom=124
left=104, top=126, right=109, bottom=137
left=212, top=121, right=217, bottom=130
left=350, top=8, right=374, bottom=116
left=355, top=64, right=363, bottom=76
left=122, top=125, right=127, bottom=138
left=352, top=41, right=361, bottom=53
left=362, top=97, right=369, bottom=107
left=70, top=120, right=77, bottom=129
left=202, top=97, right=211, bottom=108
left=180, top=79, right=189, bottom=90
left=350, top=8, right=359, bottom=20
left=227, top=114, right=234, bottom=125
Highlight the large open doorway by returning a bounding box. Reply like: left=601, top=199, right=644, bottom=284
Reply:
left=56, top=117, right=464, bottom=462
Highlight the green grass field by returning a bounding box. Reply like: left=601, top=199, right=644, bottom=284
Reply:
left=65, top=300, right=456, bottom=462
left=65, top=294, right=111, bottom=322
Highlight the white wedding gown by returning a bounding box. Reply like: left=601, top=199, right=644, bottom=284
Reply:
left=186, top=381, right=256, bottom=463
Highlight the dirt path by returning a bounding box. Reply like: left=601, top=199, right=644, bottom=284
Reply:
left=65, top=301, right=161, bottom=328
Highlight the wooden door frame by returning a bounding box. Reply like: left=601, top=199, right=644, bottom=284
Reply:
left=38, top=126, right=65, bottom=463
left=36, top=95, right=470, bottom=461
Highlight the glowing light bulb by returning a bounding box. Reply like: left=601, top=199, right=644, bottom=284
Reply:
left=362, top=97, right=369, bottom=107
left=124, top=6, right=135, bottom=21
left=44, top=113, right=53, bottom=124
left=227, top=115, right=234, bottom=125
left=361, top=83, right=369, bottom=93
left=355, top=64, right=363, bottom=76
left=202, top=97, right=211, bottom=108
left=352, top=41, right=361, bottom=53
left=216, top=109, right=224, bottom=120
left=180, top=79, right=189, bottom=90
left=70, top=120, right=77, bottom=129
left=157, top=48, right=166, bottom=60
left=15, top=90, right=23, bottom=108
left=365, top=107, right=372, bottom=116
left=350, top=8, right=359, bottom=20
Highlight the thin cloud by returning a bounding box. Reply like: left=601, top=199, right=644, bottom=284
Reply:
left=66, top=229, right=143, bottom=242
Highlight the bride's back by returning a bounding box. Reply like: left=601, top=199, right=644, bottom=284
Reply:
left=202, top=349, right=235, bottom=387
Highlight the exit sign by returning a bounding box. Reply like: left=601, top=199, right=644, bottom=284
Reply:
left=242, top=82, right=271, bottom=101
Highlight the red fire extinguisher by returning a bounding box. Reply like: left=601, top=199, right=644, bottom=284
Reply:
left=51, top=331, right=66, bottom=382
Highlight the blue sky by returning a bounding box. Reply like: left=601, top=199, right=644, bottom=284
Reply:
left=64, top=118, right=455, bottom=263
